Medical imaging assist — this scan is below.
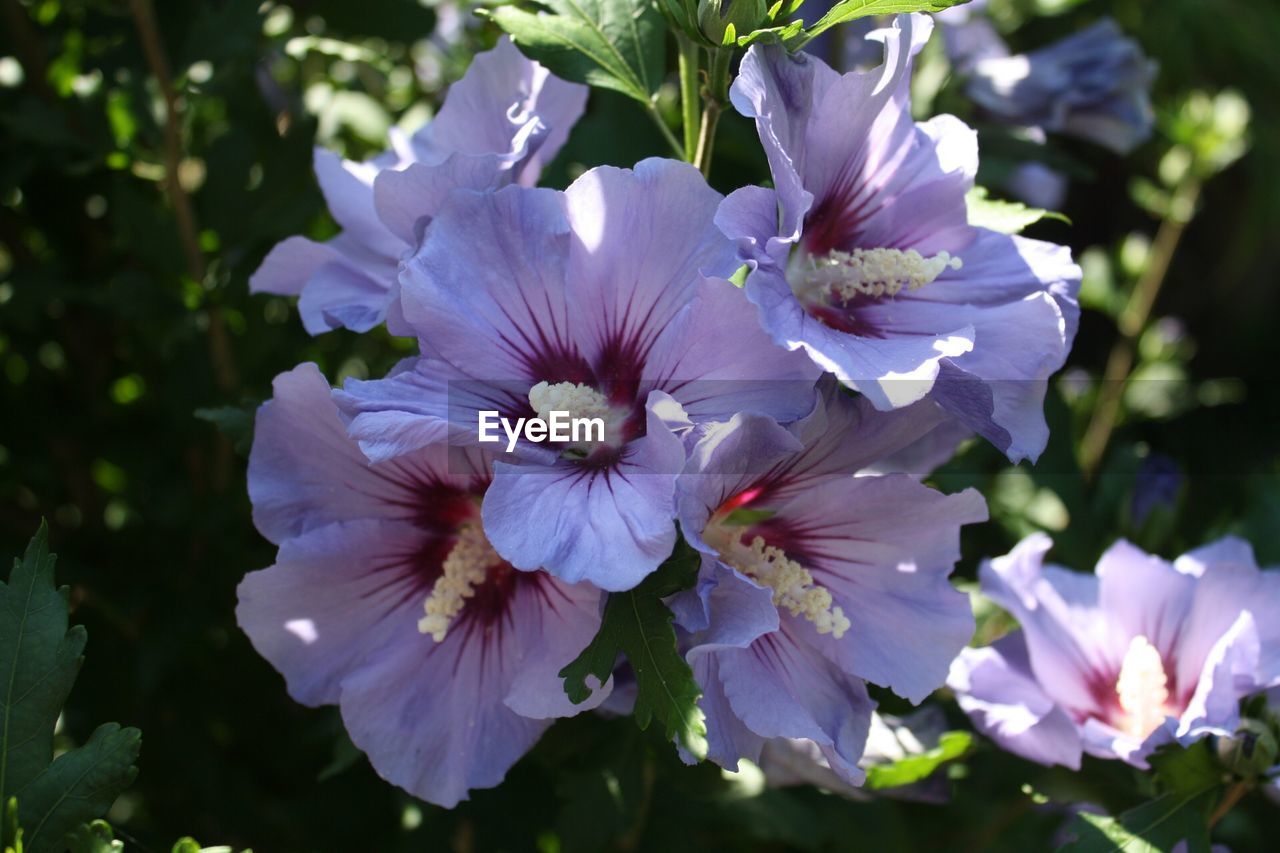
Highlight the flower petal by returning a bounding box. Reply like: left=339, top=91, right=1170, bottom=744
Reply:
left=948, top=634, right=1083, bottom=769
left=563, top=159, right=739, bottom=365
left=716, top=624, right=875, bottom=784
left=782, top=474, right=986, bottom=701
left=979, top=534, right=1112, bottom=717
left=503, top=578, right=611, bottom=719
left=481, top=393, right=686, bottom=590
left=337, top=587, right=552, bottom=808
left=398, top=184, right=578, bottom=380
left=236, top=519, right=425, bottom=707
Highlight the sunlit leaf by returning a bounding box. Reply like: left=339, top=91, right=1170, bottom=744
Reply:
left=560, top=539, right=705, bottom=755
left=966, top=186, right=1070, bottom=235
left=864, top=731, right=972, bottom=790
left=486, top=0, right=666, bottom=104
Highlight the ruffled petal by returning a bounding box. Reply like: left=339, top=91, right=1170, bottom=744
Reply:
left=249, top=235, right=338, bottom=297
left=249, top=363, right=405, bottom=542
left=416, top=38, right=588, bottom=183
left=398, top=185, right=578, bottom=379
left=948, top=634, right=1083, bottom=769
left=979, top=534, right=1112, bottom=717
left=1177, top=611, right=1259, bottom=741
left=779, top=474, right=985, bottom=701
left=563, top=159, right=739, bottom=365
left=693, top=654, right=767, bottom=770
left=236, top=519, right=426, bottom=707
left=334, top=358, right=457, bottom=463
left=337, top=589, right=550, bottom=808
left=503, top=578, right=612, bottom=718
left=372, top=152, right=518, bottom=245
left=716, top=624, right=875, bottom=784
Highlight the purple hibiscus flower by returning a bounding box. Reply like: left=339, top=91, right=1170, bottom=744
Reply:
left=250, top=38, right=587, bottom=335
left=965, top=18, right=1157, bottom=156
left=717, top=13, right=1081, bottom=462
left=948, top=534, right=1280, bottom=769
left=237, top=363, right=610, bottom=807
left=335, top=158, right=822, bottom=592
left=669, top=383, right=987, bottom=783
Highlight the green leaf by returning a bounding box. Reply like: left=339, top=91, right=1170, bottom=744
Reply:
left=966, top=186, right=1070, bottom=235
left=559, top=539, right=706, bottom=756
left=18, top=724, right=140, bottom=852
left=1056, top=791, right=1215, bottom=853
left=485, top=0, right=666, bottom=105
left=1148, top=741, right=1224, bottom=798
left=798, top=0, right=968, bottom=45
left=0, top=525, right=141, bottom=853
left=736, top=19, right=805, bottom=47
left=864, top=731, right=972, bottom=790
left=0, top=524, right=87, bottom=833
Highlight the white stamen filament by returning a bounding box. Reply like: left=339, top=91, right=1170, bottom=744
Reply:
left=711, top=528, right=850, bottom=639
left=795, top=248, right=962, bottom=303
left=528, top=381, right=612, bottom=424
left=418, top=523, right=498, bottom=642
left=1115, top=635, right=1173, bottom=740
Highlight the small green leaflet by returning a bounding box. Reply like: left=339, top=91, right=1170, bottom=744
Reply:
left=736, top=20, right=806, bottom=48
left=966, top=186, right=1070, bottom=235
left=0, top=524, right=141, bottom=853
left=864, top=731, right=972, bottom=790
left=560, top=539, right=707, bottom=757
left=1056, top=790, right=1215, bottom=853
left=486, top=0, right=666, bottom=105
left=794, top=0, right=969, bottom=47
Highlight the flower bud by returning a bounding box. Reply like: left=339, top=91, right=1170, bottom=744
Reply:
left=698, top=0, right=767, bottom=47
left=1215, top=719, right=1279, bottom=779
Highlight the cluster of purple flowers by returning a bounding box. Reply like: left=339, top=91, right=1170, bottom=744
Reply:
left=235, top=15, right=1274, bottom=809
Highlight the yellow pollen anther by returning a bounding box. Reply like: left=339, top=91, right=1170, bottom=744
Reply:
left=528, top=381, right=611, bottom=423
left=418, top=523, right=499, bottom=642
left=1115, top=635, right=1173, bottom=740
left=798, top=248, right=962, bottom=302
left=718, top=533, right=850, bottom=639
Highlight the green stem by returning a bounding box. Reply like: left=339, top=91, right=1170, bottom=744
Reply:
left=644, top=100, right=684, bottom=159
left=677, top=34, right=701, bottom=163
left=1209, top=779, right=1251, bottom=828
left=1079, top=180, right=1200, bottom=478
left=695, top=47, right=733, bottom=176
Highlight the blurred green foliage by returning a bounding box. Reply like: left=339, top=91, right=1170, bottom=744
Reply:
left=0, top=0, right=1278, bottom=849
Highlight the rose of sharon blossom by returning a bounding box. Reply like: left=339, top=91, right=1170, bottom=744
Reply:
left=336, top=158, right=821, bottom=592
left=948, top=534, right=1280, bottom=769
left=250, top=39, right=587, bottom=335
left=669, top=384, right=987, bottom=783
left=718, top=13, right=1081, bottom=463
left=965, top=18, right=1157, bottom=155
left=236, top=363, right=609, bottom=807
